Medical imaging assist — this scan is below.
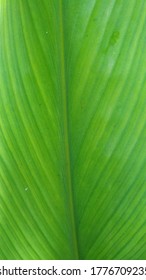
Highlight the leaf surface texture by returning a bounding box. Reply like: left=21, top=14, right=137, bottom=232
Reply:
left=0, top=0, right=146, bottom=259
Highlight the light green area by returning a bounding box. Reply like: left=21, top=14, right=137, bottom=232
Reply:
left=0, top=0, right=146, bottom=259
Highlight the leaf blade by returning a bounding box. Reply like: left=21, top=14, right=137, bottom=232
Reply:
left=0, top=0, right=146, bottom=259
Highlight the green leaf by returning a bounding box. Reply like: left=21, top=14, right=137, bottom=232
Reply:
left=0, top=0, right=146, bottom=259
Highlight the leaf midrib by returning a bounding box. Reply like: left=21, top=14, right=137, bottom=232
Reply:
left=59, top=0, right=79, bottom=259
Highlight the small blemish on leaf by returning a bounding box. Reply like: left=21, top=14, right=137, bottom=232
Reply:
left=110, top=31, right=120, bottom=46
left=104, top=31, right=120, bottom=53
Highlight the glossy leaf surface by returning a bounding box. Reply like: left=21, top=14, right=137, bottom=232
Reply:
left=0, top=0, right=146, bottom=259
